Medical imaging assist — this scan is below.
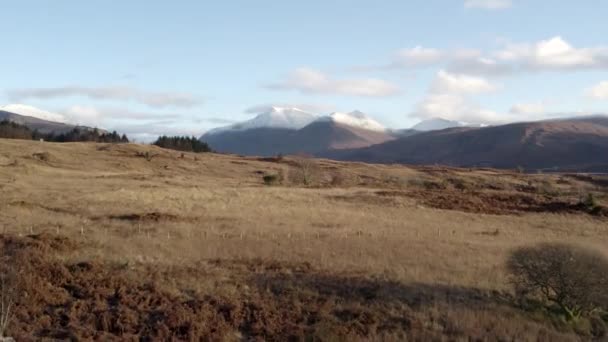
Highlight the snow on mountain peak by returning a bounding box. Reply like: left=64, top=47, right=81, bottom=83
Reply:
left=205, top=107, right=317, bottom=135
left=1, top=104, right=67, bottom=123
left=321, top=111, right=386, bottom=132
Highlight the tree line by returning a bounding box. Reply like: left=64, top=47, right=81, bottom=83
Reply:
left=0, top=120, right=128, bottom=143
left=152, top=135, right=211, bottom=153
left=0, top=120, right=214, bottom=153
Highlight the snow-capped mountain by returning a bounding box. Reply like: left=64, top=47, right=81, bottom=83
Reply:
left=316, top=111, right=386, bottom=132
left=0, top=104, right=67, bottom=123
left=205, top=107, right=317, bottom=135
left=411, top=117, right=467, bottom=131
left=201, top=108, right=392, bottom=156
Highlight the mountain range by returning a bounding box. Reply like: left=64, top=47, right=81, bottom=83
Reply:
left=323, top=116, right=608, bottom=172
left=0, top=104, right=101, bottom=134
left=2, top=104, right=607, bottom=172
left=201, top=107, right=397, bottom=156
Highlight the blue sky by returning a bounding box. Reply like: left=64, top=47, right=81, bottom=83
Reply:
left=2, top=0, right=608, bottom=140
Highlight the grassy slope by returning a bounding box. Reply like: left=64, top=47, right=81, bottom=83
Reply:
left=0, top=139, right=607, bottom=340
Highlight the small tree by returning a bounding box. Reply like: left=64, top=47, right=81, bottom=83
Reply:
left=507, top=243, right=608, bottom=320
left=289, top=155, right=321, bottom=186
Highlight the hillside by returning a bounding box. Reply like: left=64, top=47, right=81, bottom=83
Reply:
left=0, top=138, right=607, bottom=339
left=0, top=108, right=106, bottom=135
left=324, top=116, right=608, bottom=172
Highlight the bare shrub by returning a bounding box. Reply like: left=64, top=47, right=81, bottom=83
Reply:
left=31, top=152, right=50, bottom=162
left=136, top=151, right=157, bottom=162
left=289, top=156, right=321, bottom=186
left=537, top=179, right=560, bottom=197
left=263, top=172, right=283, bottom=186
left=507, top=243, right=608, bottom=320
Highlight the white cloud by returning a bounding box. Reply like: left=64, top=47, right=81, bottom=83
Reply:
left=448, top=57, right=515, bottom=76
left=393, top=47, right=444, bottom=67
left=266, top=67, right=400, bottom=97
left=410, top=71, right=502, bottom=123
left=585, top=81, right=608, bottom=99
left=432, top=70, right=497, bottom=94
left=7, top=86, right=201, bottom=108
left=61, top=105, right=183, bottom=125
left=244, top=103, right=336, bottom=114
left=509, top=102, right=545, bottom=115
left=384, top=36, right=608, bottom=76
left=62, top=106, right=211, bottom=141
left=495, top=36, right=604, bottom=70
left=464, top=0, right=512, bottom=10
left=412, top=93, right=503, bottom=123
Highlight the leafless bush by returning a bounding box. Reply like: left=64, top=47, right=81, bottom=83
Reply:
left=289, top=156, right=321, bottom=186
left=507, top=243, right=608, bottom=320
left=136, top=151, right=157, bottom=162
left=329, top=172, right=346, bottom=187
left=31, top=152, right=50, bottom=162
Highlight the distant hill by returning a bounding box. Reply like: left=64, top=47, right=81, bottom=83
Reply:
left=0, top=105, right=103, bottom=134
left=0, top=110, right=78, bottom=134
left=323, top=116, right=608, bottom=172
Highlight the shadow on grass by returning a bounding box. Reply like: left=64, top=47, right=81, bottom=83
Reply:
left=250, top=268, right=512, bottom=311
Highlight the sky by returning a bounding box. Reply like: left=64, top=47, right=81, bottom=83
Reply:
left=2, top=0, right=608, bottom=141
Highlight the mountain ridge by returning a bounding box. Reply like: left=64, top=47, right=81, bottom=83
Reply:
left=322, top=116, right=608, bottom=172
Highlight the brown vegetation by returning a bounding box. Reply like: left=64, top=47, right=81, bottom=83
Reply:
left=0, top=139, right=607, bottom=339
left=507, top=243, right=608, bottom=321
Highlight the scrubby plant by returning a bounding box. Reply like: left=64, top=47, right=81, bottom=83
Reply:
left=537, top=179, right=560, bottom=197
left=581, top=193, right=598, bottom=210
left=31, top=152, right=50, bottom=162
left=289, top=156, right=321, bottom=186
left=263, top=174, right=282, bottom=186
left=136, top=151, right=157, bottom=161
left=507, top=243, right=608, bottom=321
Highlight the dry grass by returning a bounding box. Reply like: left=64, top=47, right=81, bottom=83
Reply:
left=0, top=139, right=607, bottom=339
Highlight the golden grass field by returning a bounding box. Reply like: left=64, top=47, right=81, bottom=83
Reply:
left=0, top=138, right=607, bottom=340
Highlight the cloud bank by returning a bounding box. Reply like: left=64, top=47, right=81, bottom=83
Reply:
left=266, top=68, right=400, bottom=97
left=7, top=86, right=201, bottom=108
